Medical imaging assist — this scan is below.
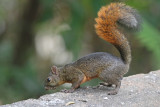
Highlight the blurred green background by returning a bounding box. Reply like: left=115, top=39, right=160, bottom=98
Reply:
left=0, top=0, right=160, bottom=105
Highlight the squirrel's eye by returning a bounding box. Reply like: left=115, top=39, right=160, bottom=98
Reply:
left=47, top=78, right=51, bottom=82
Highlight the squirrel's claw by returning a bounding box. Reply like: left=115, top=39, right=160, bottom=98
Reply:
left=61, top=88, right=75, bottom=93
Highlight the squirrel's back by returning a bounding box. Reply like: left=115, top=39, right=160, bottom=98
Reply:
left=95, top=3, right=141, bottom=64
left=71, top=52, right=126, bottom=78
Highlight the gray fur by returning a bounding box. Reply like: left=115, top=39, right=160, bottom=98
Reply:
left=117, top=5, right=141, bottom=31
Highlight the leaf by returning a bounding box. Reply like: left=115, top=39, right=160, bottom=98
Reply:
left=65, top=101, right=75, bottom=106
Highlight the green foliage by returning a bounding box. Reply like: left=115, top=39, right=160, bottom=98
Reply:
left=0, top=63, right=45, bottom=104
left=62, top=1, right=85, bottom=59
left=0, top=41, right=44, bottom=103
left=138, top=20, right=160, bottom=68
left=38, top=0, right=56, bottom=23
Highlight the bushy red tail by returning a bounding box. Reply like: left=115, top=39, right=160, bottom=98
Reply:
left=95, top=3, right=141, bottom=64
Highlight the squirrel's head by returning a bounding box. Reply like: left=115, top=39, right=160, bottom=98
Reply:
left=44, top=66, right=63, bottom=90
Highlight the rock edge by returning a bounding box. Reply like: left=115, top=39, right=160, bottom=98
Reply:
left=1, top=70, right=160, bottom=107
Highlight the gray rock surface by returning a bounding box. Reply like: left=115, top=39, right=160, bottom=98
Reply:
left=1, top=70, right=160, bottom=107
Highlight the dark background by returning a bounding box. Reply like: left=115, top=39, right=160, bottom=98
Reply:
left=0, top=0, right=160, bottom=105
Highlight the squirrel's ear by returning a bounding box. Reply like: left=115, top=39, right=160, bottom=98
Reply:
left=51, top=66, right=58, bottom=75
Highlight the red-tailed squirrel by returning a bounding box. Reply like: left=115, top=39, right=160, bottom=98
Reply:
left=44, top=3, right=141, bottom=95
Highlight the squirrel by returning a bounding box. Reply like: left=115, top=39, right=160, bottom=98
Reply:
left=44, top=3, right=141, bottom=95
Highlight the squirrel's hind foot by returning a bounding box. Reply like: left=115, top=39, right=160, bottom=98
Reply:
left=107, top=81, right=121, bottom=95
left=99, top=82, right=113, bottom=87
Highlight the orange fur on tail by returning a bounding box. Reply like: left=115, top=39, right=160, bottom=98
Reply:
left=95, top=3, right=141, bottom=64
left=95, top=3, right=127, bottom=45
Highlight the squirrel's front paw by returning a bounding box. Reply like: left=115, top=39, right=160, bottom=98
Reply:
left=61, top=89, right=75, bottom=93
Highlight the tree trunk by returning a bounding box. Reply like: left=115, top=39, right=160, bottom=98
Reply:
left=12, top=0, right=40, bottom=66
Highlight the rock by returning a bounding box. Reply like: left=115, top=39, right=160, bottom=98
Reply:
left=1, top=70, right=160, bottom=107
